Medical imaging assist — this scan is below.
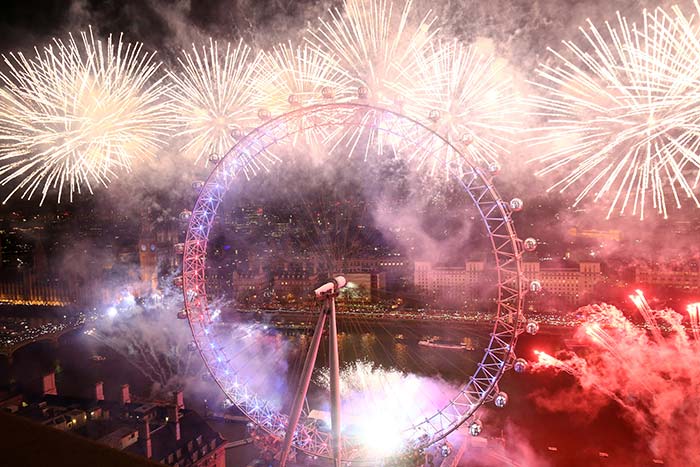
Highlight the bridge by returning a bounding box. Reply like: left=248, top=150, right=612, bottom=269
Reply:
left=0, top=323, right=84, bottom=360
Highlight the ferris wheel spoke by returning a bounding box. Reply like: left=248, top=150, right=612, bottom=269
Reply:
left=182, top=102, right=528, bottom=462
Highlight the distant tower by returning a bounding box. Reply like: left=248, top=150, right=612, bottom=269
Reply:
left=138, top=227, right=158, bottom=292
left=33, top=238, right=49, bottom=277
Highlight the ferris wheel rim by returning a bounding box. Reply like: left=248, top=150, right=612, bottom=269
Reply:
left=181, top=102, right=527, bottom=462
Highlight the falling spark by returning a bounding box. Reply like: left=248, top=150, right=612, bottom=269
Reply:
left=528, top=4, right=700, bottom=220
left=0, top=27, right=172, bottom=204
left=629, top=289, right=663, bottom=342
left=531, top=298, right=700, bottom=465
left=307, top=0, right=438, bottom=159
left=688, top=302, right=700, bottom=340
left=397, top=40, right=520, bottom=174
left=167, top=39, right=260, bottom=164
left=253, top=42, right=354, bottom=147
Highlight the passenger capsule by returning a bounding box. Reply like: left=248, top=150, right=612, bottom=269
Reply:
left=468, top=419, right=483, bottom=436
left=526, top=320, right=540, bottom=335
left=494, top=391, right=508, bottom=408
left=513, top=358, right=528, bottom=373
left=509, top=198, right=524, bottom=212
left=523, top=237, right=537, bottom=252
left=487, top=162, right=501, bottom=176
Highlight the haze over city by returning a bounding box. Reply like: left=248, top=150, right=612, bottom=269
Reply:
left=0, top=1, right=699, bottom=467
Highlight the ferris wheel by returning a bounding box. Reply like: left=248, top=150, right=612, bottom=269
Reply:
left=181, top=103, right=533, bottom=464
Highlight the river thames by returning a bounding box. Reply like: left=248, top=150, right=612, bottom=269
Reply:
left=0, top=309, right=657, bottom=467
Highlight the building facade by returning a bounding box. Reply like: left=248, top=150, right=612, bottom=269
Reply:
left=414, top=261, right=491, bottom=307
left=634, top=262, right=700, bottom=290
left=523, top=261, right=602, bottom=305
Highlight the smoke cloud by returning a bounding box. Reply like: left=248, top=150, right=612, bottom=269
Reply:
left=530, top=302, right=700, bottom=465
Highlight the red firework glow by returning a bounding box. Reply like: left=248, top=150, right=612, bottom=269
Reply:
left=530, top=294, right=700, bottom=465
left=688, top=302, right=700, bottom=340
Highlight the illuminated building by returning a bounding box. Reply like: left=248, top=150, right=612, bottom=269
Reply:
left=566, top=227, right=622, bottom=242
left=0, top=270, right=77, bottom=306
left=634, top=262, right=700, bottom=290
left=523, top=261, right=602, bottom=305
left=138, top=224, right=180, bottom=293
left=138, top=228, right=158, bottom=292
left=414, top=261, right=490, bottom=306
left=232, top=264, right=268, bottom=304
left=273, top=270, right=318, bottom=303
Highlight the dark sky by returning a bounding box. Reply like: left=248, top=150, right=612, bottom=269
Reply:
left=0, top=0, right=680, bottom=62
left=1, top=0, right=698, bottom=242
left=0, top=0, right=324, bottom=56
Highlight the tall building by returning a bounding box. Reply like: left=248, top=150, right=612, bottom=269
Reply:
left=634, top=262, right=700, bottom=290
left=138, top=241, right=158, bottom=292
left=414, top=261, right=490, bottom=306
left=138, top=224, right=180, bottom=294
left=523, top=261, right=602, bottom=305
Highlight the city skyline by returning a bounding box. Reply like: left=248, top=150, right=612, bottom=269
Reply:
left=1, top=0, right=700, bottom=466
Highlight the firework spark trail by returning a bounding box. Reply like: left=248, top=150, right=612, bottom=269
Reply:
left=629, top=289, right=663, bottom=342
left=0, top=27, right=173, bottom=204
left=532, top=349, right=579, bottom=376
left=254, top=42, right=355, bottom=147
left=581, top=322, right=625, bottom=361
left=531, top=299, right=700, bottom=465
left=528, top=3, right=700, bottom=220
left=307, top=0, right=438, bottom=158
left=397, top=39, right=520, bottom=172
left=90, top=304, right=201, bottom=396
left=167, top=39, right=260, bottom=164
left=314, top=360, right=454, bottom=457
left=688, top=303, right=700, bottom=340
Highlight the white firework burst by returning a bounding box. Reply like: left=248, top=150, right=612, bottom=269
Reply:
left=306, top=0, right=438, bottom=160
left=398, top=39, right=521, bottom=174
left=0, top=27, right=172, bottom=204
left=167, top=39, right=260, bottom=164
left=253, top=41, right=355, bottom=147
left=528, top=4, right=700, bottom=220
left=308, top=0, right=437, bottom=107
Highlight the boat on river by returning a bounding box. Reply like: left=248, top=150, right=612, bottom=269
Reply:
left=418, top=336, right=475, bottom=350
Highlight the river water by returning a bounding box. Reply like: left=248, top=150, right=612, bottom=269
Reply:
left=0, top=319, right=653, bottom=467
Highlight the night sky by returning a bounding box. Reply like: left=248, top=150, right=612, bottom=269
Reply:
left=1, top=0, right=699, bottom=251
